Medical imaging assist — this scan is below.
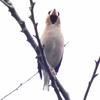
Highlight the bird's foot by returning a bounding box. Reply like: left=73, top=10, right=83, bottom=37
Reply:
left=51, top=68, right=57, bottom=75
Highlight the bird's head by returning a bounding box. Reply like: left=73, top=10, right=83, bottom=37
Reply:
left=45, top=9, right=61, bottom=26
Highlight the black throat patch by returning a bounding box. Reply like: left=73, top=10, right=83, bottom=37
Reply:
left=50, top=15, right=58, bottom=24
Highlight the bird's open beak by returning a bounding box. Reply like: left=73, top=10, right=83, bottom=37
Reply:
left=51, top=9, right=57, bottom=16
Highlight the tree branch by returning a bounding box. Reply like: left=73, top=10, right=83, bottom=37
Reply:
left=83, top=57, right=100, bottom=100
left=0, top=0, right=70, bottom=100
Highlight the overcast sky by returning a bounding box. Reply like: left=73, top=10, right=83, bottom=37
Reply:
left=0, top=0, right=100, bottom=100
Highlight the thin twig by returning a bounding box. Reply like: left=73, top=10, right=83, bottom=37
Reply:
left=83, top=57, right=100, bottom=100
left=64, top=42, right=69, bottom=47
left=0, top=72, right=38, bottom=100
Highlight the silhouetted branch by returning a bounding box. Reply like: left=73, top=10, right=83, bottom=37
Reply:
left=83, top=57, right=100, bottom=100
left=0, top=0, right=70, bottom=100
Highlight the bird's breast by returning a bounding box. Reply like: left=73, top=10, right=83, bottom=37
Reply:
left=41, top=25, right=64, bottom=68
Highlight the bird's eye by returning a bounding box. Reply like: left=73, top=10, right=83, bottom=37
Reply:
left=58, top=12, right=60, bottom=16
left=48, top=10, right=51, bottom=14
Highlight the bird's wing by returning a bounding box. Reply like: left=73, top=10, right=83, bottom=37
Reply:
left=55, top=54, right=63, bottom=73
left=38, top=61, right=42, bottom=79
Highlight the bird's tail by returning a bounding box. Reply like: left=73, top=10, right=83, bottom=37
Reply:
left=43, top=70, right=50, bottom=91
left=43, top=84, right=49, bottom=91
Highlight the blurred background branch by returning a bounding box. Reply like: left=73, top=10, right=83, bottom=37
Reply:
left=83, top=57, right=100, bottom=100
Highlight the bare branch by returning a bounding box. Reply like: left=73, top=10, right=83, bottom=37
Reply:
left=0, top=72, right=38, bottom=100
left=0, top=0, right=39, bottom=54
left=83, top=57, right=100, bottom=100
left=0, top=0, right=70, bottom=100
left=64, top=42, right=69, bottom=47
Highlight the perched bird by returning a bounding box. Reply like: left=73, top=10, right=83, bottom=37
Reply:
left=40, top=9, right=64, bottom=91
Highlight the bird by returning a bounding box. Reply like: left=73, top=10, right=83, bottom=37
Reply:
left=40, top=9, right=64, bottom=91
